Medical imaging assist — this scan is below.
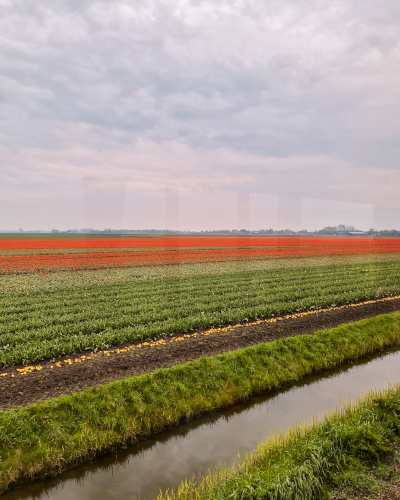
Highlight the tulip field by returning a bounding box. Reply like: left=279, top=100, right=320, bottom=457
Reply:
left=1, top=235, right=400, bottom=367
left=1, top=234, right=400, bottom=494
left=1, top=234, right=398, bottom=250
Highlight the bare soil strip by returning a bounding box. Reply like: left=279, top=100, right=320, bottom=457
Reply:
left=1, top=298, right=400, bottom=411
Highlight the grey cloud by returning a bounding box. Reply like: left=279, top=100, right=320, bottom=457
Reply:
left=1, top=0, right=399, bottom=153
left=0, top=0, right=400, bottom=229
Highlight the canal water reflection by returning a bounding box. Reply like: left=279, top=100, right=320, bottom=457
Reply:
left=6, top=345, right=400, bottom=500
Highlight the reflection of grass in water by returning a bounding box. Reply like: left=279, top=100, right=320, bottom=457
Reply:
left=1, top=312, right=400, bottom=493
left=160, top=383, right=400, bottom=500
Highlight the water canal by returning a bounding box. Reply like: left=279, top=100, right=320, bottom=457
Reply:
left=6, top=345, right=400, bottom=500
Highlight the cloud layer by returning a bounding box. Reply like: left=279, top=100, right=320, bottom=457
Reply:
left=1, top=0, right=399, bottom=229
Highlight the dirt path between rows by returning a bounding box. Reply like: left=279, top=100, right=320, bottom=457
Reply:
left=1, top=298, right=400, bottom=411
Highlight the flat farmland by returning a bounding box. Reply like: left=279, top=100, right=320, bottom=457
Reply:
left=1, top=236, right=400, bottom=368
left=1, top=234, right=400, bottom=494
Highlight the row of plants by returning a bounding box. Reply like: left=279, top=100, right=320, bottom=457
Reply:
left=158, top=384, right=400, bottom=500
left=0, top=261, right=399, bottom=366
left=0, top=312, right=399, bottom=492
left=2, top=243, right=400, bottom=275
left=1, top=252, right=397, bottom=294
left=1, top=235, right=395, bottom=249
left=0, top=245, right=275, bottom=257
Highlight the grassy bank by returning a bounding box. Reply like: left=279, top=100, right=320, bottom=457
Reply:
left=158, top=384, right=400, bottom=500
left=1, top=312, right=400, bottom=492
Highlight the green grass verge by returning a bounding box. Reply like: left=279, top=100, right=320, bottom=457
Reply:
left=158, top=385, right=400, bottom=500
left=1, top=312, right=400, bottom=492
left=1, top=259, right=400, bottom=366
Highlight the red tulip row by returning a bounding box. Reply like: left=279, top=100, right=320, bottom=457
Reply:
left=1, top=244, right=400, bottom=275
left=1, top=235, right=399, bottom=250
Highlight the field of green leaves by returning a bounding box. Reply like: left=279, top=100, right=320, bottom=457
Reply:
left=1, top=259, right=400, bottom=366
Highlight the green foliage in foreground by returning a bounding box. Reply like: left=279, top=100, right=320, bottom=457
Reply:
left=1, top=259, right=400, bottom=366
left=159, top=386, right=400, bottom=500
left=0, top=312, right=400, bottom=492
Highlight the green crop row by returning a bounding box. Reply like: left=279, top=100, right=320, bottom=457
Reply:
left=0, top=312, right=399, bottom=493
left=0, top=260, right=399, bottom=366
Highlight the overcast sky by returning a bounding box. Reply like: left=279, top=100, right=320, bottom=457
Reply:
left=1, top=0, right=399, bottom=231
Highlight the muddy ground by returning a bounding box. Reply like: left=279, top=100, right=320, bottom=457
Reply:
left=1, top=298, right=400, bottom=411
